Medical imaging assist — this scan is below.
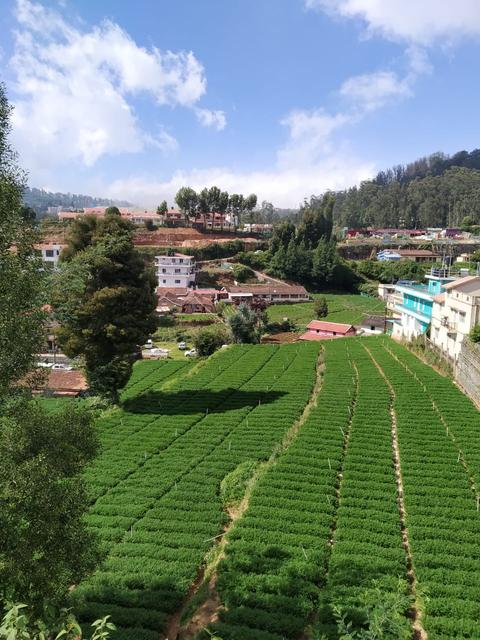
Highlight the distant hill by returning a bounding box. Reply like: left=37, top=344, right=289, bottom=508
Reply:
left=23, top=186, right=133, bottom=217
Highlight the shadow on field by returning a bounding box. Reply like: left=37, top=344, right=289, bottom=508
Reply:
left=122, top=388, right=287, bottom=415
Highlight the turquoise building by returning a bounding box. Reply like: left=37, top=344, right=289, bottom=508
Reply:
left=391, top=269, right=457, bottom=339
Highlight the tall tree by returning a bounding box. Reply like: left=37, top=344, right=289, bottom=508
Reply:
left=0, top=399, right=100, bottom=619
left=0, top=83, right=45, bottom=395
left=175, top=186, right=198, bottom=223
left=156, top=200, right=168, bottom=216
left=53, top=210, right=158, bottom=401
left=312, top=239, right=338, bottom=288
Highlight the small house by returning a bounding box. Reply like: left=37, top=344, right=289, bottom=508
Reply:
left=360, top=314, right=385, bottom=335
left=299, top=320, right=356, bottom=341
left=180, top=292, right=215, bottom=314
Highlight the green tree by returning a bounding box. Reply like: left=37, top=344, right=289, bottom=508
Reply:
left=314, top=296, right=328, bottom=318
left=0, top=398, right=100, bottom=619
left=298, top=193, right=335, bottom=248
left=175, top=186, right=198, bottom=223
left=193, top=325, right=229, bottom=356
left=233, top=263, right=254, bottom=283
left=156, top=200, right=168, bottom=216
left=312, top=239, right=338, bottom=288
left=53, top=211, right=158, bottom=401
left=0, top=83, right=46, bottom=395
left=227, top=304, right=263, bottom=343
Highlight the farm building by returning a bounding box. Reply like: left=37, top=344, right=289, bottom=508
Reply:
left=299, top=320, right=356, bottom=341
left=226, top=284, right=310, bottom=304
left=180, top=292, right=215, bottom=314
left=360, top=314, right=385, bottom=335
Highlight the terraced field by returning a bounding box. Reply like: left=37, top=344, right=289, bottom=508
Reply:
left=73, top=338, right=480, bottom=640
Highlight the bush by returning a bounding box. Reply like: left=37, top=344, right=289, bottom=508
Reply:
left=157, top=315, right=176, bottom=327
left=233, top=264, right=255, bottom=283
left=193, top=326, right=229, bottom=357
left=267, top=319, right=297, bottom=333
left=314, top=297, right=328, bottom=318
left=470, top=325, right=480, bottom=343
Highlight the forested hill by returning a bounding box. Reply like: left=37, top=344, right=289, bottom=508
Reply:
left=23, top=186, right=133, bottom=215
left=333, top=149, right=480, bottom=230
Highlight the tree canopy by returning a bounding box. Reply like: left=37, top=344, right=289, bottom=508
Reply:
left=53, top=210, right=158, bottom=401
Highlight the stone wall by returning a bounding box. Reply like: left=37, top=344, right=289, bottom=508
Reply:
left=456, top=339, right=480, bottom=408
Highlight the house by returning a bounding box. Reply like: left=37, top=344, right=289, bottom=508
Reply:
left=377, top=250, right=402, bottom=262
left=430, top=276, right=480, bottom=362
left=180, top=292, right=215, bottom=314
left=35, top=369, right=88, bottom=397
left=360, top=314, right=385, bottom=335
left=396, top=249, right=439, bottom=262
left=299, top=320, right=356, bottom=341
left=35, top=243, right=65, bottom=268
left=378, top=283, right=396, bottom=300
left=242, top=223, right=273, bottom=234
left=191, top=212, right=234, bottom=231
left=226, top=284, right=310, bottom=304
left=155, top=253, right=196, bottom=288
left=391, top=268, right=461, bottom=340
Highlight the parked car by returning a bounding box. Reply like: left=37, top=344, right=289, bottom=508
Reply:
left=177, top=341, right=187, bottom=350
left=51, top=363, right=72, bottom=371
left=36, top=361, right=52, bottom=368
left=144, top=339, right=154, bottom=349
left=185, top=348, right=197, bottom=358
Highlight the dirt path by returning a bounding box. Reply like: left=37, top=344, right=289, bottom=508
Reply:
left=361, top=342, right=427, bottom=640
left=164, top=348, right=326, bottom=640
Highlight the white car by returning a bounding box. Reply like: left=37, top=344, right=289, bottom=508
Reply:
left=51, top=363, right=72, bottom=371
left=36, top=361, right=53, bottom=368
left=178, top=341, right=187, bottom=350
left=144, top=339, right=154, bottom=349
left=185, top=348, right=197, bottom=358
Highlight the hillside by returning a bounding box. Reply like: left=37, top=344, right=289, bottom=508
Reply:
left=62, top=337, right=480, bottom=639
left=333, top=149, right=480, bottom=230
left=23, top=186, right=133, bottom=216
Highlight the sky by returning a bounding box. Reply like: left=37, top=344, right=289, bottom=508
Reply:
left=1, top=0, right=480, bottom=208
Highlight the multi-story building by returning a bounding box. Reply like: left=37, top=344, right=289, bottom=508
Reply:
left=155, top=253, right=196, bottom=288
left=35, top=243, right=65, bottom=269
left=430, top=276, right=480, bottom=362
left=391, top=268, right=460, bottom=340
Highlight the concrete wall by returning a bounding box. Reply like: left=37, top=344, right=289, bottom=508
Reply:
left=456, top=339, right=480, bottom=408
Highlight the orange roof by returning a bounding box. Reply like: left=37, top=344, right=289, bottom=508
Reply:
left=299, top=332, right=349, bottom=341
left=433, top=293, right=445, bottom=303
left=306, top=320, right=355, bottom=334
left=443, top=275, right=480, bottom=290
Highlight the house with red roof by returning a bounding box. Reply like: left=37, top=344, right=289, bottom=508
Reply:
left=299, top=320, right=356, bottom=341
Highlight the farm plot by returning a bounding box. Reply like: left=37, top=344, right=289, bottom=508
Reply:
left=366, top=341, right=480, bottom=640
left=119, top=360, right=193, bottom=402
left=75, top=342, right=321, bottom=638
left=211, top=339, right=408, bottom=640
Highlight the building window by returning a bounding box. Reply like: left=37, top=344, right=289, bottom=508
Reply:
left=175, top=279, right=181, bottom=284
left=162, top=268, right=166, bottom=273
left=175, top=269, right=181, bottom=273
left=179, top=259, right=183, bottom=263
left=162, top=279, right=166, bottom=284
left=45, top=249, right=54, bottom=257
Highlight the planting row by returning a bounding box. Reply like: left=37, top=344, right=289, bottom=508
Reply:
left=367, top=341, right=480, bottom=639
left=74, top=342, right=321, bottom=638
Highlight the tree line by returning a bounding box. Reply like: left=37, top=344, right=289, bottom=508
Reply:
left=333, top=151, right=480, bottom=230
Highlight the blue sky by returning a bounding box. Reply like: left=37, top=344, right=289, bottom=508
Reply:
left=1, top=0, right=480, bottom=207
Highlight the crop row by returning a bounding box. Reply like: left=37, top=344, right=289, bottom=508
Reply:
left=384, top=338, right=480, bottom=490
left=86, top=345, right=278, bottom=531
left=315, top=340, right=407, bottom=637
left=366, top=341, right=480, bottom=639
left=119, top=359, right=192, bottom=402
left=209, top=339, right=357, bottom=640
left=75, top=342, right=321, bottom=638
left=85, top=345, right=258, bottom=499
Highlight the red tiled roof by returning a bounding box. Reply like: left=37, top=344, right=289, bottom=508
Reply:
left=306, top=320, right=355, bottom=334
left=433, top=293, right=445, bottom=303
left=397, top=249, right=438, bottom=257
left=443, top=275, right=480, bottom=290
left=228, top=284, right=309, bottom=295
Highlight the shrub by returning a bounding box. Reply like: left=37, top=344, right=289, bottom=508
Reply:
left=470, top=325, right=480, bottom=343
left=233, top=264, right=255, bottom=283
left=193, top=326, right=229, bottom=356
left=314, top=297, right=328, bottom=319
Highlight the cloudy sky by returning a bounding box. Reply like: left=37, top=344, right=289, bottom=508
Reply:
left=1, top=0, right=480, bottom=207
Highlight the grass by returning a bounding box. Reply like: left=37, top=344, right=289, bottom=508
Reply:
left=267, top=293, right=386, bottom=329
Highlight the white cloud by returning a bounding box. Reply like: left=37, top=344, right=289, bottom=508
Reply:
left=305, top=0, right=480, bottom=45
left=340, top=70, right=411, bottom=112
left=9, top=0, right=223, bottom=174
left=195, top=108, right=227, bottom=131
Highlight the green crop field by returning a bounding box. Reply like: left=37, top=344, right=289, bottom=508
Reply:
left=70, top=338, right=480, bottom=640
left=267, top=293, right=385, bottom=329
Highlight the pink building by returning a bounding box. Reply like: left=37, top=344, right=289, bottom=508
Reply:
left=299, top=320, right=356, bottom=341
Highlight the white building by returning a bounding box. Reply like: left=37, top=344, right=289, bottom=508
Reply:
left=155, top=253, right=196, bottom=288
left=430, top=276, right=480, bottom=362
left=36, top=243, right=64, bottom=269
